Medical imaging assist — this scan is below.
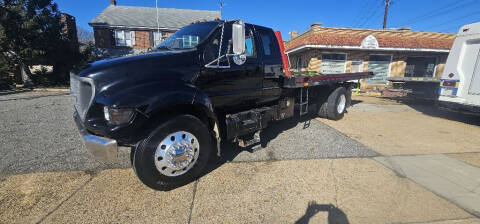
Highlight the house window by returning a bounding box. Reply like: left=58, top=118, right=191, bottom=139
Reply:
left=405, top=56, right=437, bottom=77
left=367, top=54, right=392, bottom=84
left=182, top=35, right=200, bottom=48
left=153, top=31, right=163, bottom=46
left=115, top=30, right=135, bottom=46
left=322, top=53, right=347, bottom=74
left=351, top=60, right=364, bottom=73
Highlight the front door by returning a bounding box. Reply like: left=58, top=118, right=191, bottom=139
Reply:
left=197, top=24, right=262, bottom=113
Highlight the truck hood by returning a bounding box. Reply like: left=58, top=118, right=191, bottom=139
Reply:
left=78, top=49, right=200, bottom=78
left=75, top=49, right=201, bottom=96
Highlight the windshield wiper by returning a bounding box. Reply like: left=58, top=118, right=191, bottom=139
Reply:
left=155, top=46, right=173, bottom=51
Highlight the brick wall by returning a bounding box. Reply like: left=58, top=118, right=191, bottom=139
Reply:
left=134, top=31, right=150, bottom=49
left=94, top=28, right=112, bottom=48
left=60, top=13, right=78, bottom=52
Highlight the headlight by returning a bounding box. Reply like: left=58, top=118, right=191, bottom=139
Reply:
left=103, top=107, right=135, bottom=125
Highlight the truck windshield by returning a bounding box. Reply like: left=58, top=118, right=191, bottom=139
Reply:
left=155, top=22, right=219, bottom=50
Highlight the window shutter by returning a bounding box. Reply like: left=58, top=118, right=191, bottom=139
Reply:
left=131, top=31, right=136, bottom=46
left=149, top=31, right=154, bottom=47
left=111, top=30, right=116, bottom=46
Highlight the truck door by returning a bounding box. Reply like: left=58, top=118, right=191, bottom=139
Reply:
left=198, top=24, right=263, bottom=113
left=256, top=28, right=284, bottom=104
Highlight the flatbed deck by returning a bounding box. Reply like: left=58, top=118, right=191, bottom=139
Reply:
left=387, top=77, right=440, bottom=83
left=282, top=72, right=374, bottom=88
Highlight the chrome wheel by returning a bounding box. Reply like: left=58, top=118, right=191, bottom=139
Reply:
left=337, top=94, right=346, bottom=114
left=154, top=131, right=200, bottom=177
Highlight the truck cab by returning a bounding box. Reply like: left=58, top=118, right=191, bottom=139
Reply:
left=196, top=21, right=283, bottom=113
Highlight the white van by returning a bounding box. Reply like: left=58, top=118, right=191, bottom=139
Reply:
left=438, top=22, right=480, bottom=113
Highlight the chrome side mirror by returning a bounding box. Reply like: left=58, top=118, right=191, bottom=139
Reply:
left=232, top=21, right=245, bottom=55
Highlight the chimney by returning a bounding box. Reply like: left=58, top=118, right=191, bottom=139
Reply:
left=110, top=0, right=117, bottom=6
left=311, top=22, right=322, bottom=30
left=289, top=31, right=298, bottom=40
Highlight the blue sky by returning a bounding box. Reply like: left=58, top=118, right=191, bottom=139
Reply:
left=56, top=0, right=480, bottom=40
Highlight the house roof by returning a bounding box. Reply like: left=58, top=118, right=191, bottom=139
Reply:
left=89, top=5, right=221, bottom=30
left=285, top=26, right=456, bottom=53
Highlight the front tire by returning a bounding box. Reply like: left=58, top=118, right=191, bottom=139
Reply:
left=132, top=115, right=212, bottom=191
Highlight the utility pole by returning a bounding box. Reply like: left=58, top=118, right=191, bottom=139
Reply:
left=383, top=0, right=390, bottom=29
left=219, top=1, right=224, bottom=19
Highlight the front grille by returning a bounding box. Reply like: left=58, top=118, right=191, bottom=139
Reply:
left=70, top=73, right=94, bottom=121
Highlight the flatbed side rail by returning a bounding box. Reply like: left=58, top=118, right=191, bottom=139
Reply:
left=283, top=72, right=374, bottom=88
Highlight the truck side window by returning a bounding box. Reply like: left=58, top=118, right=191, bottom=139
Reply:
left=204, top=26, right=231, bottom=64
left=261, top=34, right=271, bottom=55
left=245, top=28, right=256, bottom=58
left=258, top=30, right=280, bottom=59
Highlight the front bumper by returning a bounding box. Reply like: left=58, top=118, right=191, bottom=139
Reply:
left=74, top=112, right=118, bottom=162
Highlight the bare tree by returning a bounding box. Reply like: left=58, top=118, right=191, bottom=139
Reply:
left=77, top=26, right=94, bottom=44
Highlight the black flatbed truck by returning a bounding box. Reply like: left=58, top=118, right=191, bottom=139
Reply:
left=71, top=20, right=373, bottom=190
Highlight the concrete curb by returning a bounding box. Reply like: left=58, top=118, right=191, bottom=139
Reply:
left=33, top=88, right=70, bottom=93
left=0, top=88, right=33, bottom=96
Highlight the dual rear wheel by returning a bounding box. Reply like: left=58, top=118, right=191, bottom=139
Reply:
left=318, top=86, right=351, bottom=120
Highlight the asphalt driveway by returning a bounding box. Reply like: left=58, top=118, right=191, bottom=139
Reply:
left=0, top=92, right=376, bottom=176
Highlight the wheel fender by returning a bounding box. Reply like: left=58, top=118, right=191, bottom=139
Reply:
left=192, top=89, right=222, bottom=156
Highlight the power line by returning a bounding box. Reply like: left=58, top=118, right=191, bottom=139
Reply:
left=396, top=0, right=468, bottom=26
left=435, top=15, right=480, bottom=32
left=420, top=10, right=480, bottom=31
left=358, top=1, right=384, bottom=28
left=354, top=0, right=378, bottom=27
left=352, top=0, right=373, bottom=27
left=395, top=0, right=473, bottom=27
left=366, top=8, right=386, bottom=28
left=439, top=24, right=465, bottom=33
left=407, top=1, right=477, bottom=26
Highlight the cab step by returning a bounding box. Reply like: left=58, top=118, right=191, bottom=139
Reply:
left=299, top=87, right=309, bottom=116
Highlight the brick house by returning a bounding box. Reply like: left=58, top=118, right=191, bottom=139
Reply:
left=285, top=23, right=456, bottom=88
left=89, top=0, right=221, bottom=56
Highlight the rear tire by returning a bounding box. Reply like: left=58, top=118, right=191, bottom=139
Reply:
left=346, top=85, right=353, bottom=107
left=317, top=99, right=328, bottom=118
left=132, top=115, right=212, bottom=191
left=326, top=87, right=348, bottom=120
